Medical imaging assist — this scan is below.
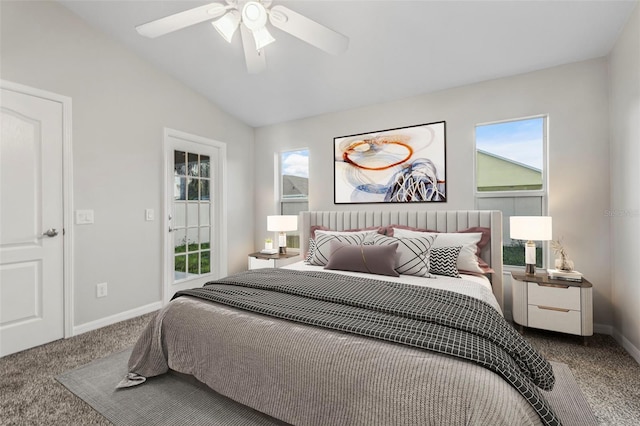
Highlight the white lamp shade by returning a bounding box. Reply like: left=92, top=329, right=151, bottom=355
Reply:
left=267, top=215, right=298, bottom=232
left=251, top=26, right=275, bottom=50
left=510, top=216, right=553, bottom=241
left=212, top=10, right=241, bottom=43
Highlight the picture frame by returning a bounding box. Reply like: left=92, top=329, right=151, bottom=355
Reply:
left=334, top=121, right=446, bottom=204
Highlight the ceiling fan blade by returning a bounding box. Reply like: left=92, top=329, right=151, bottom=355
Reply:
left=240, top=24, right=266, bottom=74
left=268, top=5, right=348, bottom=55
left=136, top=2, right=228, bottom=38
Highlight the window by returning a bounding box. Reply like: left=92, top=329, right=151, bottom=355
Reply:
left=475, top=116, right=547, bottom=268
left=173, top=150, right=212, bottom=281
left=280, top=149, right=309, bottom=249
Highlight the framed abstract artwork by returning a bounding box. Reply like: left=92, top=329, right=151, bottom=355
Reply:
left=334, top=121, right=446, bottom=204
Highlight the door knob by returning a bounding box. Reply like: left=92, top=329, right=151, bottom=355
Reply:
left=42, top=228, right=59, bottom=238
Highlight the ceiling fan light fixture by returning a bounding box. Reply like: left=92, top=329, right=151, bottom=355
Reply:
left=251, top=26, right=275, bottom=50
left=212, top=10, right=241, bottom=43
left=241, top=1, right=268, bottom=30
left=135, top=1, right=349, bottom=73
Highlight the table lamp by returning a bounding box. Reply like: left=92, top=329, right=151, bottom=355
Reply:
left=267, top=215, right=298, bottom=254
left=509, top=216, right=552, bottom=275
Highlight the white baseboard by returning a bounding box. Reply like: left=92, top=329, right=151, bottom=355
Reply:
left=593, top=322, right=614, bottom=335
left=72, top=301, right=162, bottom=336
left=593, top=323, right=640, bottom=365
left=612, top=328, right=640, bottom=366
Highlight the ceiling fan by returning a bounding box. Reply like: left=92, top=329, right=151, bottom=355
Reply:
left=135, top=0, right=349, bottom=74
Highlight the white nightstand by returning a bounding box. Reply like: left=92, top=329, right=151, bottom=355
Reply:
left=248, top=252, right=300, bottom=270
left=511, top=272, right=593, bottom=344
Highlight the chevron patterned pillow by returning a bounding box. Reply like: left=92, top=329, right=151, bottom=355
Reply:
left=430, top=246, right=463, bottom=278
left=304, top=238, right=316, bottom=264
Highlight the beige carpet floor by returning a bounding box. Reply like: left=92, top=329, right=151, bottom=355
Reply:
left=522, top=327, right=640, bottom=425
left=1, top=312, right=639, bottom=425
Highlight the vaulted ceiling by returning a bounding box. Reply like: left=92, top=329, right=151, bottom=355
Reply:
left=60, top=1, right=637, bottom=127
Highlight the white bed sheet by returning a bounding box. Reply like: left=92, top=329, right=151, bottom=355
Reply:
left=284, top=260, right=502, bottom=314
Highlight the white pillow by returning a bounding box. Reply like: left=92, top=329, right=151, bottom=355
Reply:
left=393, top=228, right=484, bottom=273
left=308, top=230, right=379, bottom=266
left=365, top=233, right=436, bottom=278
left=316, top=229, right=381, bottom=236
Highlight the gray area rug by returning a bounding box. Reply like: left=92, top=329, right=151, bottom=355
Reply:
left=56, top=348, right=286, bottom=426
left=541, top=362, right=597, bottom=426
left=57, top=348, right=596, bottom=426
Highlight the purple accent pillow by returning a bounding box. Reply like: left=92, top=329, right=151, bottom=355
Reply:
left=324, top=241, right=399, bottom=277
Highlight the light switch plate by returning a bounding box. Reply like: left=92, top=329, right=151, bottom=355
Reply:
left=75, top=210, right=94, bottom=225
left=96, top=282, right=107, bottom=298
left=145, top=209, right=154, bottom=221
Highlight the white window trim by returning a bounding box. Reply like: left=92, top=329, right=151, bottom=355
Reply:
left=473, top=115, right=550, bottom=270
left=278, top=148, right=309, bottom=210
left=474, top=114, right=549, bottom=199
left=277, top=148, right=309, bottom=252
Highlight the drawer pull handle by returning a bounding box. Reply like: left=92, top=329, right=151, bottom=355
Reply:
left=537, top=305, right=570, bottom=313
left=536, top=282, right=570, bottom=289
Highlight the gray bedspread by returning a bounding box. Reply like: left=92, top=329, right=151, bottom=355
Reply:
left=126, top=269, right=559, bottom=426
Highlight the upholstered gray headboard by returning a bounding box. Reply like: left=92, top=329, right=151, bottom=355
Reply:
left=299, top=210, right=504, bottom=310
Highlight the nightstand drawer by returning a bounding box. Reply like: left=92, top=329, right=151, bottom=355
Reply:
left=248, top=252, right=300, bottom=270
left=528, top=305, right=582, bottom=335
left=249, top=257, right=275, bottom=269
left=528, top=282, right=581, bottom=311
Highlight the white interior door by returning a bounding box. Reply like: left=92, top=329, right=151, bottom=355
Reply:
left=0, top=84, right=65, bottom=357
left=164, top=129, right=227, bottom=303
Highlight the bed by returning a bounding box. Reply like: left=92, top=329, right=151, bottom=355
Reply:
left=122, top=210, right=560, bottom=426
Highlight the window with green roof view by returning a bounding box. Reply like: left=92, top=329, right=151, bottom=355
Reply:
left=280, top=149, right=309, bottom=250
left=475, top=117, right=547, bottom=267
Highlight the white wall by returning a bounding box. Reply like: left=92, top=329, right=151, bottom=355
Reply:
left=255, top=59, right=613, bottom=327
left=0, top=1, right=255, bottom=328
left=609, top=3, right=640, bottom=360
left=2, top=0, right=635, bottom=358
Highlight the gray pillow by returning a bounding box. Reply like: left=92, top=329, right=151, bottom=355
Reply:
left=324, top=241, right=400, bottom=277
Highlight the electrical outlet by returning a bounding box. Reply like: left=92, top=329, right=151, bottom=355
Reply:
left=96, top=282, right=108, bottom=298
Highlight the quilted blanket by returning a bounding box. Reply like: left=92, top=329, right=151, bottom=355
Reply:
left=171, top=268, right=559, bottom=426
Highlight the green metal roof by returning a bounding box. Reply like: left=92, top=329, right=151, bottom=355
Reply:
left=476, top=150, right=542, bottom=191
